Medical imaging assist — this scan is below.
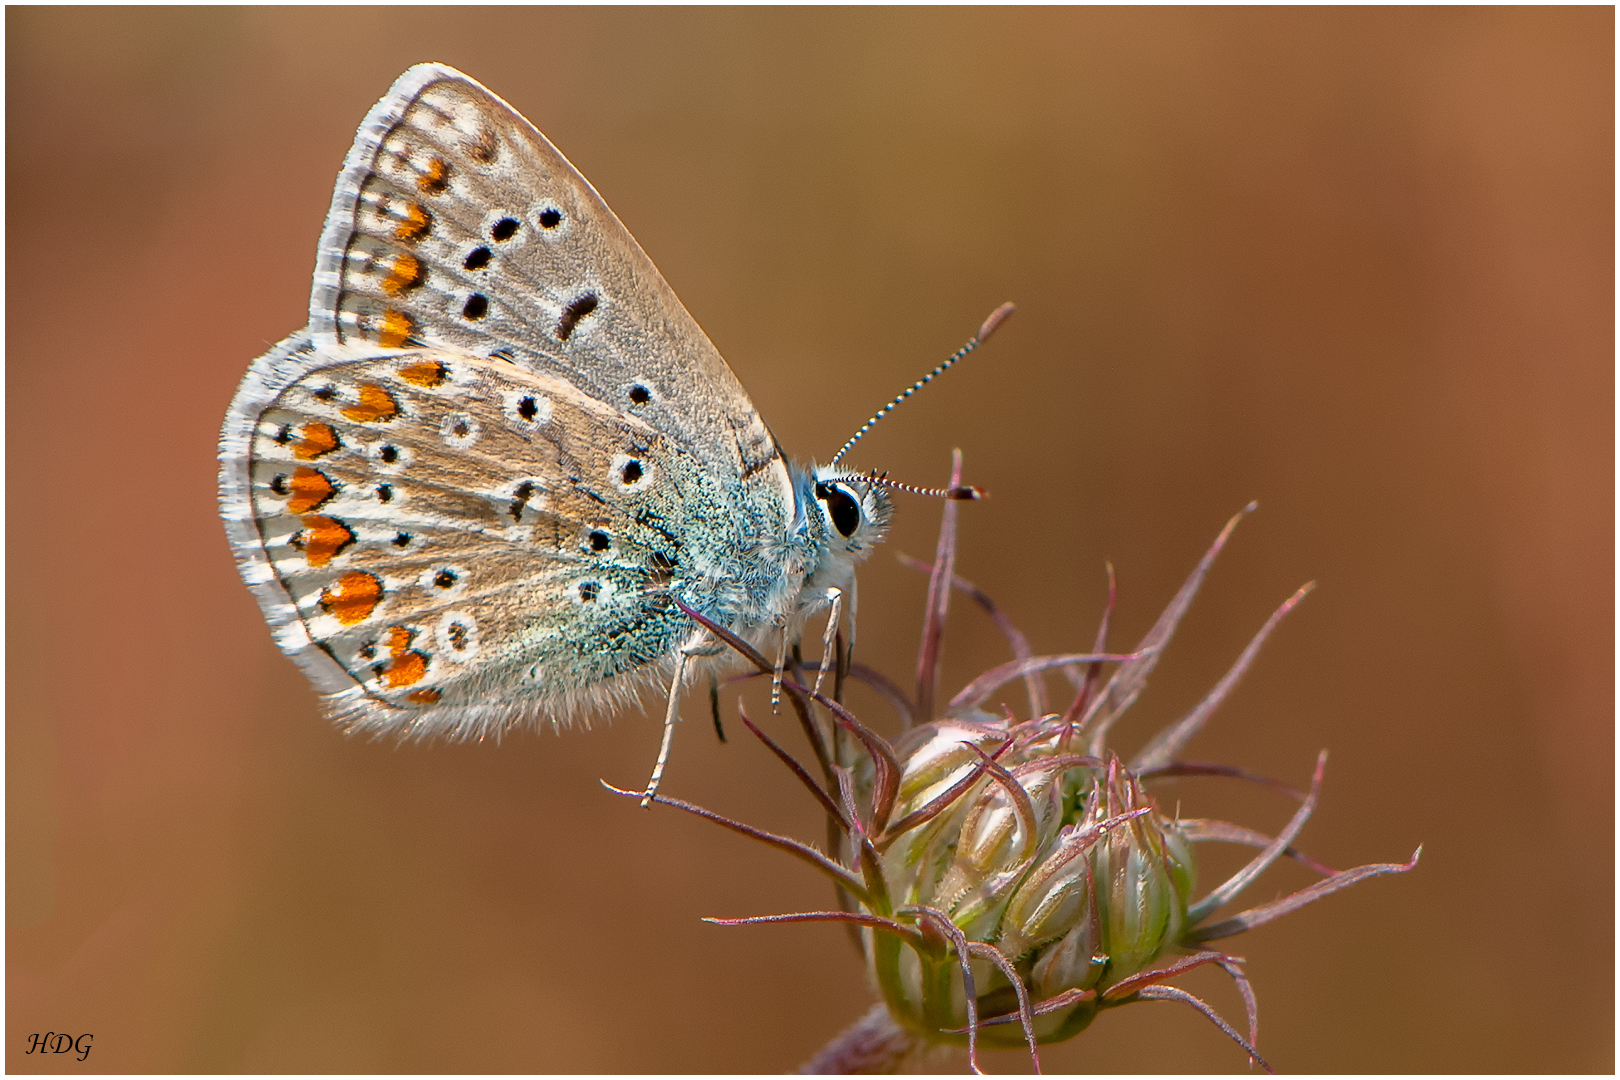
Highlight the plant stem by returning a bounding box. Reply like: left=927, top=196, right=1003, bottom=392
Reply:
left=800, top=1003, right=939, bottom=1074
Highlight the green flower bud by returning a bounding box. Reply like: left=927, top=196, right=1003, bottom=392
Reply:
left=879, top=720, right=1008, bottom=911
left=854, top=717, right=1199, bottom=1049
left=649, top=504, right=1417, bottom=1071
left=1086, top=759, right=1195, bottom=979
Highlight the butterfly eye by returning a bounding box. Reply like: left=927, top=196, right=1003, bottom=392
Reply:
left=816, top=483, right=862, bottom=539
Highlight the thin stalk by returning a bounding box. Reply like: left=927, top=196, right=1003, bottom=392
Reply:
left=915, top=451, right=965, bottom=723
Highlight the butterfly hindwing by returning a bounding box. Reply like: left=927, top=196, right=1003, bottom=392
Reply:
left=234, top=346, right=701, bottom=736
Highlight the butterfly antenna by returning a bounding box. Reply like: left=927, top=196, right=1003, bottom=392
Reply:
left=828, top=302, right=1016, bottom=470
left=860, top=470, right=982, bottom=501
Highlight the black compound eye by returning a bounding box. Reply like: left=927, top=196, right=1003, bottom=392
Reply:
left=817, top=483, right=861, bottom=539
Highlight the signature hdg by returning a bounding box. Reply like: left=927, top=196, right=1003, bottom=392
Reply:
left=25, top=1033, right=92, bottom=1061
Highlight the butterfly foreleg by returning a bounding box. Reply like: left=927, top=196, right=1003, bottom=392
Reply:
left=811, top=587, right=844, bottom=701
left=643, top=631, right=725, bottom=807
left=770, top=629, right=789, bottom=715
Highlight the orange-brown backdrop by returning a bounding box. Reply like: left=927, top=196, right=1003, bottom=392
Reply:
left=8, top=7, right=1612, bottom=1073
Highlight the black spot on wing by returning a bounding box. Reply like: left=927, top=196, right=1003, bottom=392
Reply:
left=510, top=481, right=536, bottom=522
left=557, top=293, right=598, bottom=341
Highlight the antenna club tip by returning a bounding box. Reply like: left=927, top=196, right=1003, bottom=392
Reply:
left=976, top=302, right=1017, bottom=343
left=947, top=485, right=986, bottom=501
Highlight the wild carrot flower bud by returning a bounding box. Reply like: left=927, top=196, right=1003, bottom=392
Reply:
left=1080, top=758, right=1196, bottom=980
left=880, top=720, right=1031, bottom=925
left=859, top=722, right=1201, bottom=1049
left=620, top=491, right=1419, bottom=1073
left=999, top=756, right=1195, bottom=1004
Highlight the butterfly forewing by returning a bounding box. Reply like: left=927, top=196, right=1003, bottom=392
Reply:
left=312, top=64, right=783, bottom=484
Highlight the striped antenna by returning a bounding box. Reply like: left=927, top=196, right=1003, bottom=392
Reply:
left=859, top=470, right=983, bottom=501
left=828, top=302, right=1016, bottom=467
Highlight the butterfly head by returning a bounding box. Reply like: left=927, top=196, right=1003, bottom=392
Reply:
left=806, top=465, right=893, bottom=560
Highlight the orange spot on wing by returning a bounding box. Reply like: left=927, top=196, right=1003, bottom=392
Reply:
left=294, top=514, right=354, bottom=566
left=287, top=467, right=335, bottom=513
left=418, top=157, right=450, bottom=194
left=381, top=253, right=424, bottom=297
left=296, top=515, right=354, bottom=567
left=376, top=310, right=414, bottom=349
left=382, top=624, right=428, bottom=687
left=293, top=422, right=339, bottom=460
left=407, top=688, right=441, bottom=704
left=342, top=383, right=400, bottom=422
left=399, top=359, right=448, bottom=387
left=394, top=202, right=432, bottom=242
left=320, top=571, right=382, bottom=625
left=386, top=626, right=412, bottom=655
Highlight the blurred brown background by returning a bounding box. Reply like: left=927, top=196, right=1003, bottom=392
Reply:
left=7, top=7, right=1612, bottom=1073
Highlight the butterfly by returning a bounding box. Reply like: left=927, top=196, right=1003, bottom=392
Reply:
left=219, top=64, right=1000, bottom=798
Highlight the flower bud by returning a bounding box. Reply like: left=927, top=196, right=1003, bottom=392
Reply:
left=877, top=719, right=1009, bottom=911
left=1086, top=759, right=1195, bottom=979
left=653, top=489, right=1417, bottom=1070
left=858, top=718, right=1199, bottom=1048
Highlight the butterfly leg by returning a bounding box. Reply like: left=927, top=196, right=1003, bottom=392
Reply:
left=643, top=633, right=722, bottom=807
left=709, top=671, right=725, bottom=743
left=770, top=628, right=789, bottom=714
left=812, top=587, right=844, bottom=700
left=845, top=574, right=859, bottom=667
